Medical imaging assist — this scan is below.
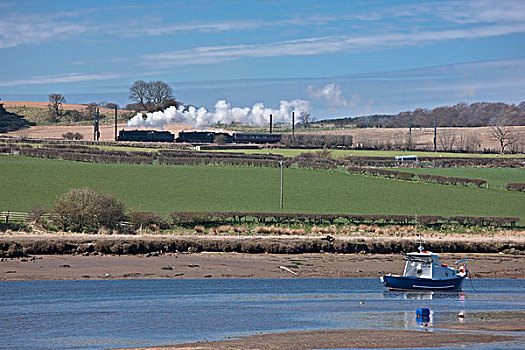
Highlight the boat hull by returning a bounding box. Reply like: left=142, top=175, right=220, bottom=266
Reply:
left=380, top=275, right=466, bottom=291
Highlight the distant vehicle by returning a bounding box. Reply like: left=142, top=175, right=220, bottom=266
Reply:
left=117, top=130, right=174, bottom=142
left=234, top=133, right=281, bottom=144
left=395, top=155, right=418, bottom=165
left=175, top=131, right=281, bottom=144
left=175, top=131, right=234, bottom=144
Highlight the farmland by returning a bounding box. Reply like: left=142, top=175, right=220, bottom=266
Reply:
left=207, top=148, right=525, bottom=159
left=1, top=156, right=523, bottom=222
left=395, top=167, right=525, bottom=190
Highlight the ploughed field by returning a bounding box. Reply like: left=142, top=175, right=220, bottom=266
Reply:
left=1, top=156, right=523, bottom=222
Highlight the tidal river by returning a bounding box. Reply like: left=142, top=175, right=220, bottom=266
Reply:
left=0, top=278, right=523, bottom=349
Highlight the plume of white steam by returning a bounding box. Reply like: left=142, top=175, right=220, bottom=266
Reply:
left=307, top=83, right=349, bottom=107
left=127, top=99, right=312, bottom=129
left=307, top=82, right=368, bottom=109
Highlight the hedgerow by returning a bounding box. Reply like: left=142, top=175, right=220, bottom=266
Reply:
left=168, top=211, right=518, bottom=228
left=347, top=166, right=487, bottom=188
left=505, top=182, right=525, bottom=192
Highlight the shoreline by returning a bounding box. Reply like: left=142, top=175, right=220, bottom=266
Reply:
left=1, top=251, right=524, bottom=281
left=117, top=315, right=525, bottom=350
left=124, top=330, right=522, bottom=350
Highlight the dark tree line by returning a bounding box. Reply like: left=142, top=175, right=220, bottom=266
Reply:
left=321, top=101, right=525, bottom=128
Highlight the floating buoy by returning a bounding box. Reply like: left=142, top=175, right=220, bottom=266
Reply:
left=416, top=308, right=430, bottom=323
left=359, top=301, right=365, bottom=305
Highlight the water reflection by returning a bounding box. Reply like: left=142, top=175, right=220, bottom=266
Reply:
left=382, top=291, right=468, bottom=300
left=0, top=278, right=523, bottom=350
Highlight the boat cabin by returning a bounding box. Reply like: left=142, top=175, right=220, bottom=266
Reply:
left=403, top=251, right=456, bottom=280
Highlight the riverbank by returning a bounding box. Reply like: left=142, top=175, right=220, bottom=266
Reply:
left=123, top=311, right=525, bottom=350
left=1, top=250, right=524, bottom=281
left=126, top=322, right=524, bottom=349
left=128, top=321, right=525, bottom=350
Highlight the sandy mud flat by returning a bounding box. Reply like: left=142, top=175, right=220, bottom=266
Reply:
left=1, top=251, right=524, bottom=281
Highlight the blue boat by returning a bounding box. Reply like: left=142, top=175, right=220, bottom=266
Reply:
left=380, top=246, right=468, bottom=291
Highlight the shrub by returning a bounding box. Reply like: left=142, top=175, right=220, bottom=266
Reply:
left=52, top=188, right=126, bottom=233
left=194, top=225, right=206, bottom=234
left=62, top=132, right=84, bottom=140
left=505, top=182, right=525, bottom=192
left=28, top=205, right=48, bottom=225
left=128, top=211, right=168, bottom=231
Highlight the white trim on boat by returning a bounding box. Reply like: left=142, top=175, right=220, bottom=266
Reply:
left=413, top=285, right=455, bottom=289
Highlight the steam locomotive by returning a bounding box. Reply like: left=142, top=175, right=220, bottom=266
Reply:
left=117, top=129, right=281, bottom=144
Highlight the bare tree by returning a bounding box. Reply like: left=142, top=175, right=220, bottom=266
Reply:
left=129, top=80, right=150, bottom=110
left=47, top=93, right=65, bottom=123
left=490, top=114, right=518, bottom=153
left=298, top=112, right=313, bottom=127
left=458, top=133, right=481, bottom=153
left=438, top=129, right=457, bottom=151
left=149, top=81, right=173, bottom=110
left=129, top=80, right=174, bottom=112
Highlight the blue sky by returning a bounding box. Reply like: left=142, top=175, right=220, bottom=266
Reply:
left=1, top=0, right=524, bottom=118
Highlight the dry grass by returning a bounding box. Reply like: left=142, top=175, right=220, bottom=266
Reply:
left=317, top=126, right=525, bottom=152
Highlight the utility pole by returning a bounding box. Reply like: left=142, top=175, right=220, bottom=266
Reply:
left=93, top=108, right=100, bottom=141
left=408, top=115, right=412, bottom=150
left=279, top=161, right=283, bottom=209
left=292, top=112, right=295, bottom=138
left=433, top=115, right=437, bottom=152
left=114, top=105, right=118, bottom=141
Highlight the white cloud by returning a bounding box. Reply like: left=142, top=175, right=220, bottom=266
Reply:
left=0, top=15, right=90, bottom=49
left=307, top=83, right=352, bottom=108
left=0, top=72, right=127, bottom=87
left=142, top=23, right=525, bottom=67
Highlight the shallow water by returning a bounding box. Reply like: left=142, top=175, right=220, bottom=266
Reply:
left=0, top=278, right=523, bottom=349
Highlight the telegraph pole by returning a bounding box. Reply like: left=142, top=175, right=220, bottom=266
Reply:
left=279, top=161, right=283, bottom=209
left=433, top=115, right=437, bottom=152
left=114, top=105, right=118, bottom=141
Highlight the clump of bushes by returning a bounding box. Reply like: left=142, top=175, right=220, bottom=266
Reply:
left=128, top=211, right=169, bottom=232
left=254, top=225, right=307, bottom=235
left=347, top=166, right=488, bottom=188
left=281, top=133, right=353, bottom=149
left=62, top=132, right=84, bottom=140
left=505, top=183, right=525, bottom=192
left=52, top=188, right=126, bottom=233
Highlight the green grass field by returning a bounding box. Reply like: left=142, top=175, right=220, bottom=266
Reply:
left=206, top=148, right=525, bottom=159
left=395, top=167, right=525, bottom=190
left=1, top=156, right=523, bottom=222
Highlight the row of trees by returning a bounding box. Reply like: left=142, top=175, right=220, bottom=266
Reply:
left=339, top=101, right=525, bottom=128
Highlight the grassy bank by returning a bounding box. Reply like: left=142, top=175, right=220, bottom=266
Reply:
left=1, top=156, right=524, bottom=221
left=1, top=235, right=523, bottom=258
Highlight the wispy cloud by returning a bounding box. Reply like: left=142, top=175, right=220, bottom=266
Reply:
left=2, top=0, right=524, bottom=50
left=142, top=23, right=525, bottom=67
left=0, top=72, right=128, bottom=87
left=0, top=14, right=91, bottom=49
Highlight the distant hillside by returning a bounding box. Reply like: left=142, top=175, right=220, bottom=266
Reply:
left=0, top=103, right=35, bottom=132
left=1, top=101, right=134, bottom=126
left=316, top=101, right=525, bottom=128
